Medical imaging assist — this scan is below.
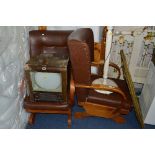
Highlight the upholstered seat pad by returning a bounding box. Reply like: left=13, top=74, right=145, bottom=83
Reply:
left=24, top=96, right=69, bottom=110
left=87, top=76, right=132, bottom=108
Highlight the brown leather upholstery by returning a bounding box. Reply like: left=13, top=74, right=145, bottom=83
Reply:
left=29, top=30, right=72, bottom=57
left=68, top=28, right=132, bottom=121
left=68, top=28, right=94, bottom=62
left=68, top=28, right=94, bottom=101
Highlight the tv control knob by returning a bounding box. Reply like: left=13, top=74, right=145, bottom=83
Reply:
left=42, top=66, right=46, bottom=70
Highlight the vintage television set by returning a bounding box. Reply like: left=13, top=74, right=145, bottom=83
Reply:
left=25, top=52, right=70, bottom=102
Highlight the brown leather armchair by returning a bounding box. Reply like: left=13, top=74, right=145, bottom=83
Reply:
left=68, top=28, right=133, bottom=123
left=24, top=30, right=74, bottom=128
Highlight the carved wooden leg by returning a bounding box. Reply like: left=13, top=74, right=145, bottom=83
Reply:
left=28, top=113, right=36, bottom=125
left=68, top=111, right=72, bottom=128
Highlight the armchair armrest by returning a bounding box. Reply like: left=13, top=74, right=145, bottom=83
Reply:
left=75, top=83, right=127, bottom=100
left=109, top=62, right=121, bottom=79
left=91, top=61, right=121, bottom=79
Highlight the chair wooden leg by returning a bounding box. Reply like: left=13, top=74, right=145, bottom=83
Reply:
left=112, top=115, right=126, bottom=123
left=111, top=108, right=126, bottom=123
left=75, top=110, right=126, bottom=124
left=74, top=112, right=90, bottom=119
left=68, top=110, right=72, bottom=128
left=28, top=113, right=36, bottom=125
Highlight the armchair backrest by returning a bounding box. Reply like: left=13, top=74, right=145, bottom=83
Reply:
left=29, top=30, right=73, bottom=58
left=68, top=28, right=94, bottom=101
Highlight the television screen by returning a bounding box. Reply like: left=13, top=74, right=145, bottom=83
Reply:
left=30, top=71, right=62, bottom=92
